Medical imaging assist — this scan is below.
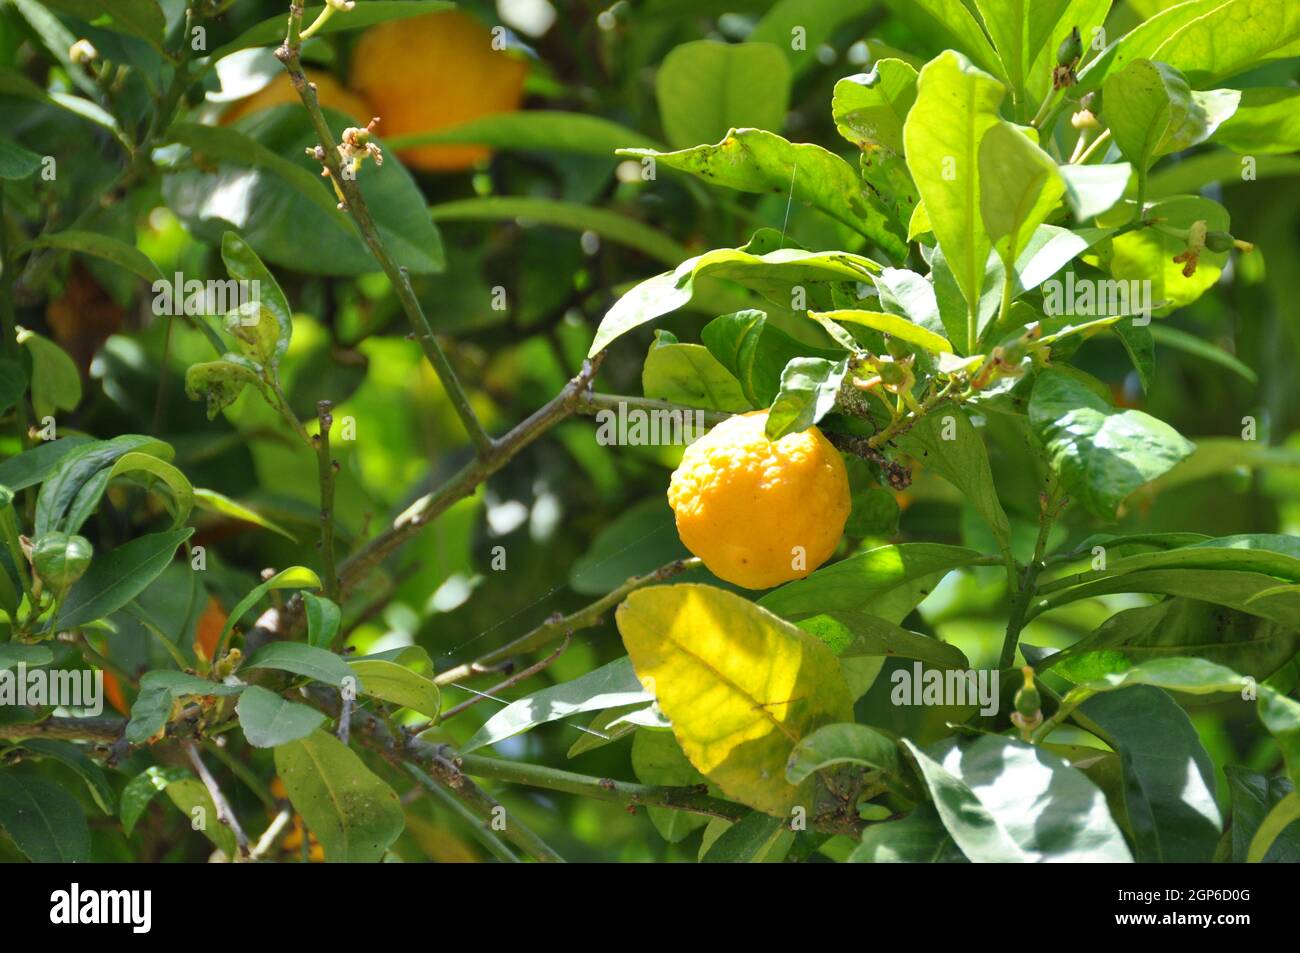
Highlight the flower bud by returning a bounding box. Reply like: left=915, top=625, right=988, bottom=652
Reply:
left=32, top=532, right=93, bottom=601
left=1057, top=27, right=1082, bottom=67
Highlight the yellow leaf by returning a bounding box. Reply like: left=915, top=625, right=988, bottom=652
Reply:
left=809, top=309, right=953, bottom=354
left=616, top=583, right=853, bottom=815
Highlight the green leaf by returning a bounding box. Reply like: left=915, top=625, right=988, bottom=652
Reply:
left=795, top=611, right=971, bottom=670
left=974, top=0, right=1069, bottom=102
left=1258, top=689, right=1300, bottom=789
left=163, top=777, right=237, bottom=856
left=1049, top=598, right=1300, bottom=683
left=656, top=40, right=791, bottom=150
left=904, top=51, right=1005, bottom=342
left=24, top=230, right=163, bottom=284
left=243, top=642, right=351, bottom=688
left=1028, top=370, right=1195, bottom=519
left=632, top=730, right=711, bottom=843
left=37, top=0, right=165, bottom=48
left=1074, top=0, right=1222, bottom=95
left=0, top=771, right=90, bottom=862
left=236, top=685, right=327, bottom=748
left=215, top=2, right=452, bottom=57
left=1211, top=87, right=1300, bottom=154
left=978, top=121, right=1066, bottom=271
left=904, top=734, right=1133, bottom=861
left=1101, top=59, right=1232, bottom=185
left=642, top=336, right=750, bottom=413
left=57, top=528, right=193, bottom=631
left=1079, top=686, right=1221, bottom=861
left=0, top=136, right=41, bottom=179
left=273, top=728, right=405, bottom=863
left=1144, top=0, right=1300, bottom=87
left=185, top=356, right=275, bottom=420
left=385, top=110, right=662, bottom=156
left=220, top=231, right=292, bottom=367
left=617, top=130, right=907, bottom=260
left=164, top=107, right=442, bottom=276
left=1148, top=324, right=1255, bottom=385
left=16, top=738, right=115, bottom=814
left=429, top=196, right=688, bottom=267
left=0, top=644, right=53, bottom=670
left=1058, top=163, right=1133, bottom=221
left=347, top=659, right=441, bottom=719
left=193, top=487, right=297, bottom=541
left=120, top=765, right=188, bottom=837
left=461, top=657, right=650, bottom=752
left=35, top=435, right=172, bottom=536
left=832, top=59, right=917, bottom=155
left=882, top=0, right=1007, bottom=80
left=702, top=309, right=844, bottom=408
left=758, top=543, right=984, bottom=618
left=700, top=811, right=791, bottom=862
left=303, top=592, right=342, bottom=649
left=617, top=583, right=853, bottom=815
left=215, top=566, right=322, bottom=654
left=765, top=357, right=848, bottom=440
left=1247, top=793, right=1300, bottom=864
left=589, top=239, right=880, bottom=357
left=61, top=451, right=193, bottom=535
left=167, top=122, right=354, bottom=235
left=810, top=309, right=953, bottom=353
left=849, top=803, right=967, bottom=862
left=896, top=407, right=1011, bottom=555
left=1225, top=767, right=1300, bottom=863
left=0, top=435, right=94, bottom=492
left=17, top=328, right=80, bottom=418
left=785, top=722, right=902, bottom=783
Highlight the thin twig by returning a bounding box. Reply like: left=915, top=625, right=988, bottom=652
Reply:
left=403, top=764, right=521, bottom=863
left=437, top=556, right=701, bottom=683
left=249, top=807, right=293, bottom=861
left=314, top=399, right=340, bottom=605
left=436, top=636, right=571, bottom=725
left=183, top=740, right=250, bottom=858
left=275, top=20, right=492, bottom=457
left=332, top=355, right=606, bottom=598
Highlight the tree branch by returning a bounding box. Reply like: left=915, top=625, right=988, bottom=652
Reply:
left=275, top=16, right=491, bottom=457
left=436, top=556, right=701, bottom=684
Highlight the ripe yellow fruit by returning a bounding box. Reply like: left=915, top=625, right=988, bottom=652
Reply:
left=348, top=10, right=528, bottom=172
left=220, top=70, right=370, bottom=126
left=667, top=411, right=850, bottom=590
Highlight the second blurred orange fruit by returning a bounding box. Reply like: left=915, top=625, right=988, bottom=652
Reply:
left=221, top=11, right=527, bottom=173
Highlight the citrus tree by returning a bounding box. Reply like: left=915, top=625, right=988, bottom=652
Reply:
left=1, top=0, right=1299, bottom=864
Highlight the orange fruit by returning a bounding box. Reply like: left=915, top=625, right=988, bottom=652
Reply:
left=103, top=669, right=129, bottom=716
left=194, top=595, right=228, bottom=662
left=348, top=10, right=528, bottom=171
left=221, top=69, right=370, bottom=126
left=667, top=411, right=850, bottom=589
